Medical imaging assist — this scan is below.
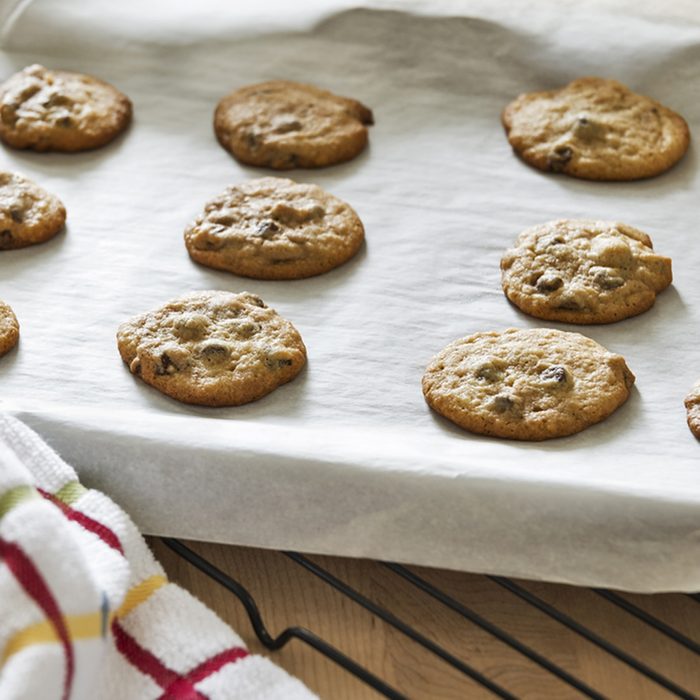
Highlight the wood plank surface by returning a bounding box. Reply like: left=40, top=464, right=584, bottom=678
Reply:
left=149, top=539, right=700, bottom=700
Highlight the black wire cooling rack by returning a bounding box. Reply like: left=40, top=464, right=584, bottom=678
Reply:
left=161, top=538, right=700, bottom=700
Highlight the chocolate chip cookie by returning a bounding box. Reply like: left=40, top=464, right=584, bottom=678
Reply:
left=0, top=171, right=66, bottom=249
left=0, top=300, right=19, bottom=357
left=501, top=220, right=672, bottom=324
left=214, top=80, right=373, bottom=169
left=117, top=291, right=306, bottom=406
left=502, top=77, right=690, bottom=180
left=184, top=177, right=364, bottom=280
left=0, top=64, right=132, bottom=152
left=684, top=381, right=700, bottom=439
left=422, top=328, right=635, bottom=440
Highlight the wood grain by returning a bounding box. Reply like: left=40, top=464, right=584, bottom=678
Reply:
left=148, top=539, right=700, bottom=700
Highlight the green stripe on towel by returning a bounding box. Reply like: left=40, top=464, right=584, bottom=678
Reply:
left=54, top=481, right=88, bottom=506
left=0, top=485, right=38, bottom=519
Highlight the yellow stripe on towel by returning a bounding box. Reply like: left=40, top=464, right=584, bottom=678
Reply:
left=2, top=612, right=102, bottom=664
left=115, top=574, right=167, bottom=618
left=1, top=574, right=167, bottom=665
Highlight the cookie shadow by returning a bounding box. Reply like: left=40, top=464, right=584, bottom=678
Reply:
left=541, top=384, right=642, bottom=451
left=425, top=384, right=643, bottom=453
left=0, top=338, right=21, bottom=380
left=608, top=284, right=687, bottom=337
left=183, top=238, right=369, bottom=300
left=228, top=141, right=373, bottom=186
left=645, top=284, right=687, bottom=322
left=118, top=357, right=311, bottom=420
left=0, top=120, right=133, bottom=176
left=500, top=284, right=687, bottom=362
left=0, top=223, right=69, bottom=281
left=515, top=137, right=697, bottom=202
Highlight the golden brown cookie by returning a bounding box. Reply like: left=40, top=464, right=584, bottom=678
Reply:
left=422, top=328, right=635, bottom=441
left=214, top=80, right=373, bottom=169
left=684, top=381, right=700, bottom=439
left=117, top=291, right=306, bottom=406
left=0, top=64, right=132, bottom=152
left=500, top=220, right=672, bottom=324
left=502, top=77, right=690, bottom=180
left=0, top=172, right=66, bottom=249
left=0, top=300, right=19, bottom=357
left=184, top=177, right=364, bottom=280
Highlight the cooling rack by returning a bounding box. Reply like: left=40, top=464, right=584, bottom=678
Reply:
left=161, top=538, right=700, bottom=699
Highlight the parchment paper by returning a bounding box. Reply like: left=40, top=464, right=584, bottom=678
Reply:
left=1, top=0, right=699, bottom=592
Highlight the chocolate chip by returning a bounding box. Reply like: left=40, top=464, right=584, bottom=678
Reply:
left=43, top=93, right=72, bottom=108
left=248, top=295, right=266, bottom=308
left=246, top=132, right=259, bottom=149
left=274, top=119, right=302, bottom=134
left=233, top=321, right=259, bottom=338
left=308, top=205, right=325, bottom=219
left=201, top=343, right=227, bottom=354
left=16, top=82, right=41, bottom=104
left=58, top=116, right=72, bottom=128
left=536, top=235, right=565, bottom=253
left=10, top=209, right=23, bottom=223
left=0, top=229, right=13, bottom=248
left=573, top=116, right=603, bottom=140
left=255, top=220, right=280, bottom=237
left=266, top=355, right=293, bottom=369
left=540, top=365, right=569, bottom=384
left=547, top=146, right=573, bottom=172
left=200, top=343, right=230, bottom=364
left=535, top=273, right=564, bottom=293
left=557, top=298, right=583, bottom=311
left=593, top=269, right=625, bottom=289
left=0, top=104, right=17, bottom=126
left=491, top=394, right=516, bottom=413
left=156, top=351, right=179, bottom=375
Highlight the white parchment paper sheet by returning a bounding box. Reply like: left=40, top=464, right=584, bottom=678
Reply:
left=1, top=0, right=699, bottom=591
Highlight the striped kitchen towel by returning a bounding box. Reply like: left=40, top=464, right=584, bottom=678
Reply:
left=0, top=414, right=317, bottom=700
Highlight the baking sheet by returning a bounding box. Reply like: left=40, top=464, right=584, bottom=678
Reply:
left=1, top=0, right=699, bottom=592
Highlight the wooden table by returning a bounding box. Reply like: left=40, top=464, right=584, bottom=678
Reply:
left=150, top=539, right=700, bottom=699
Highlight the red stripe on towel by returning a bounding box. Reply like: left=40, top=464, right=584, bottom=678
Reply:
left=185, top=646, right=249, bottom=684
left=39, top=488, right=124, bottom=554
left=113, top=617, right=249, bottom=699
left=0, top=537, right=74, bottom=700
left=113, top=619, right=207, bottom=699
